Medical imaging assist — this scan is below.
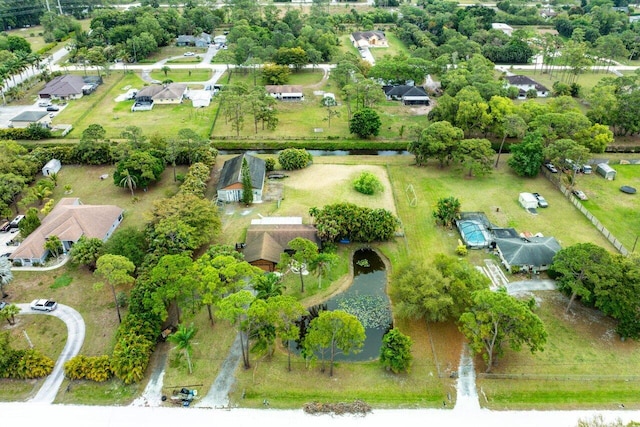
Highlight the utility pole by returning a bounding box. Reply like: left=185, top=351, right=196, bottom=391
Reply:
left=56, top=0, right=63, bottom=14
left=45, top=0, right=51, bottom=12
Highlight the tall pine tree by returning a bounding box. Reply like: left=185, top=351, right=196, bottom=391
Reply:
left=241, top=157, right=254, bottom=205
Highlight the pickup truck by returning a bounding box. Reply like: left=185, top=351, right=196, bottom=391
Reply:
left=30, top=299, right=58, bottom=312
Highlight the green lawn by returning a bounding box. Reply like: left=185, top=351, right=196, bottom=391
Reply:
left=369, top=33, right=410, bottom=61
left=220, top=68, right=326, bottom=88
left=59, top=72, right=216, bottom=139
left=570, top=164, right=640, bottom=251
left=139, top=45, right=208, bottom=63
left=149, top=68, right=212, bottom=83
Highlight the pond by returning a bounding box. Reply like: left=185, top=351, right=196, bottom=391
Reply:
left=325, top=248, right=392, bottom=361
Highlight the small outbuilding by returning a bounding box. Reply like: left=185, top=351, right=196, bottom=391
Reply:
left=42, top=159, right=61, bottom=176
left=596, top=163, right=616, bottom=180
left=519, top=192, right=538, bottom=210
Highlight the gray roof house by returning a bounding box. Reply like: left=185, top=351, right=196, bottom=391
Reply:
left=505, top=75, right=549, bottom=99
left=495, top=236, right=561, bottom=272
left=9, top=111, right=51, bottom=128
left=10, top=198, right=123, bottom=266
left=383, top=85, right=430, bottom=105
left=132, top=84, right=188, bottom=111
left=38, top=75, right=86, bottom=100
left=265, top=85, right=304, bottom=101
left=216, top=154, right=266, bottom=203
left=176, top=32, right=211, bottom=47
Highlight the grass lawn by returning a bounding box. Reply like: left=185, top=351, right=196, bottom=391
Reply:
left=369, top=33, right=410, bottom=61
left=511, top=69, right=611, bottom=93
left=139, top=46, right=208, bottom=64
left=60, top=72, right=216, bottom=139
left=149, top=68, right=212, bottom=83
left=7, top=25, right=48, bottom=52
left=221, top=68, right=326, bottom=88
left=570, top=164, right=640, bottom=251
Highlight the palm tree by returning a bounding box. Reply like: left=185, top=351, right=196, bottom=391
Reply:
left=167, top=323, right=197, bottom=374
left=0, top=257, right=13, bottom=298
left=254, top=272, right=284, bottom=300
left=161, top=65, right=171, bottom=77
left=119, top=169, right=137, bottom=197
left=48, top=171, right=59, bottom=187
left=310, top=252, right=338, bottom=289
left=0, top=304, right=20, bottom=325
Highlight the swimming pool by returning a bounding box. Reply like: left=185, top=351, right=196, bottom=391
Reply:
left=457, top=220, right=491, bottom=248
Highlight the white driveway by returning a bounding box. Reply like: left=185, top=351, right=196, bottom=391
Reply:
left=16, top=303, right=85, bottom=404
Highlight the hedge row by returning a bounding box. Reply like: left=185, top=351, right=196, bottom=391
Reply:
left=64, top=355, right=113, bottom=382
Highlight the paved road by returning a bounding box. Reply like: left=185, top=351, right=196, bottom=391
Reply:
left=16, top=303, right=85, bottom=404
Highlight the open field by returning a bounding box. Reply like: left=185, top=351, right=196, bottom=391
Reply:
left=221, top=68, right=326, bottom=87
left=7, top=25, right=48, bottom=52
left=149, top=68, right=212, bottom=83
left=140, top=46, right=209, bottom=63
left=58, top=72, right=216, bottom=139
left=572, top=163, right=640, bottom=251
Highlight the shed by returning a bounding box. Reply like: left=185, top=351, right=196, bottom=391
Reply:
left=596, top=163, right=616, bottom=180
left=519, top=192, right=538, bottom=210
left=42, top=159, right=61, bottom=176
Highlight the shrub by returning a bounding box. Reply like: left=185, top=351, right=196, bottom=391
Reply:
left=64, top=355, right=113, bottom=382
left=278, top=148, right=312, bottom=170
left=455, top=245, right=468, bottom=256
left=265, top=157, right=276, bottom=172
left=353, top=171, right=383, bottom=195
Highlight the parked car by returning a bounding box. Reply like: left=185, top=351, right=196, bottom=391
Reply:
left=0, top=301, right=6, bottom=310
left=532, top=192, right=548, bottom=208
left=9, top=215, right=24, bottom=228
left=573, top=189, right=588, bottom=201
left=30, top=299, right=58, bottom=312
left=46, top=105, right=60, bottom=111
left=183, top=51, right=195, bottom=56
left=38, top=100, right=51, bottom=107
left=0, top=221, right=10, bottom=232
left=544, top=162, right=558, bottom=173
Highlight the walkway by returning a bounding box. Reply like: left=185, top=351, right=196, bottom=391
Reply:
left=195, top=333, right=243, bottom=408
left=16, top=303, right=86, bottom=404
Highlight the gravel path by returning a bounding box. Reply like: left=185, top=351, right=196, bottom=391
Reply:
left=130, top=346, right=169, bottom=408
left=195, top=333, right=243, bottom=408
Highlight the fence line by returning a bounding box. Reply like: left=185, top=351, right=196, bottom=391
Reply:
left=541, top=169, right=628, bottom=255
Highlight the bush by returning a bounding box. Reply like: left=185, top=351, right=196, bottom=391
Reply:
left=64, top=355, right=113, bottom=382
left=278, top=148, right=312, bottom=170
left=455, top=245, right=468, bottom=256
left=353, top=171, right=383, bottom=195
left=265, top=157, right=276, bottom=172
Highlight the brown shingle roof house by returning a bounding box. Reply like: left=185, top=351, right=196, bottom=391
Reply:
left=10, top=198, right=124, bottom=266
left=243, top=223, right=321, bottom=272
left=38, top=75, right=86, bottom=100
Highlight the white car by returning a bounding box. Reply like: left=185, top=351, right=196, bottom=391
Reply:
left=30, top=299, right=58, bottom=312
left=183, top=52, right=195, bottom=56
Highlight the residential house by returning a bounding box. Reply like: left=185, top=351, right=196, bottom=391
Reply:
left=540, top=8, right=558, bottom=19
left=9, top=111, right=51, bottom=129
left=187, top=89, right=212, bottom=108
left=216, top=153, right=266, bottom=203
left=382, top=85, right=430, bottom=105
left=494, top=236, right=561, bottom=272
left=38, top=75, right=101, bottom=101
left=350, top=31, right=388, bottom=48
left=265, top=85, right=304, bottom=102
left=243, top=219, right=321, bottom=272
left=9, top=198, right=123, bottom=266
left=505, top=75, right=550, bottom=98
left=176, top=32, right=211, bottom=47
left=491, top=23, right=514, bottom=36
left=132, top=83, right=188, bottom=111
left=42, top=159, right=61, bottom=176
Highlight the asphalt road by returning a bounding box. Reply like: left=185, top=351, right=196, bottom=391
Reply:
left=16, top=303, right=85, bottom=404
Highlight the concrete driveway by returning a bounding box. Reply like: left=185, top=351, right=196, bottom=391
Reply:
left=0, top=100, right=65, bottom=128
left=16, top=303, right=85, bottom=404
